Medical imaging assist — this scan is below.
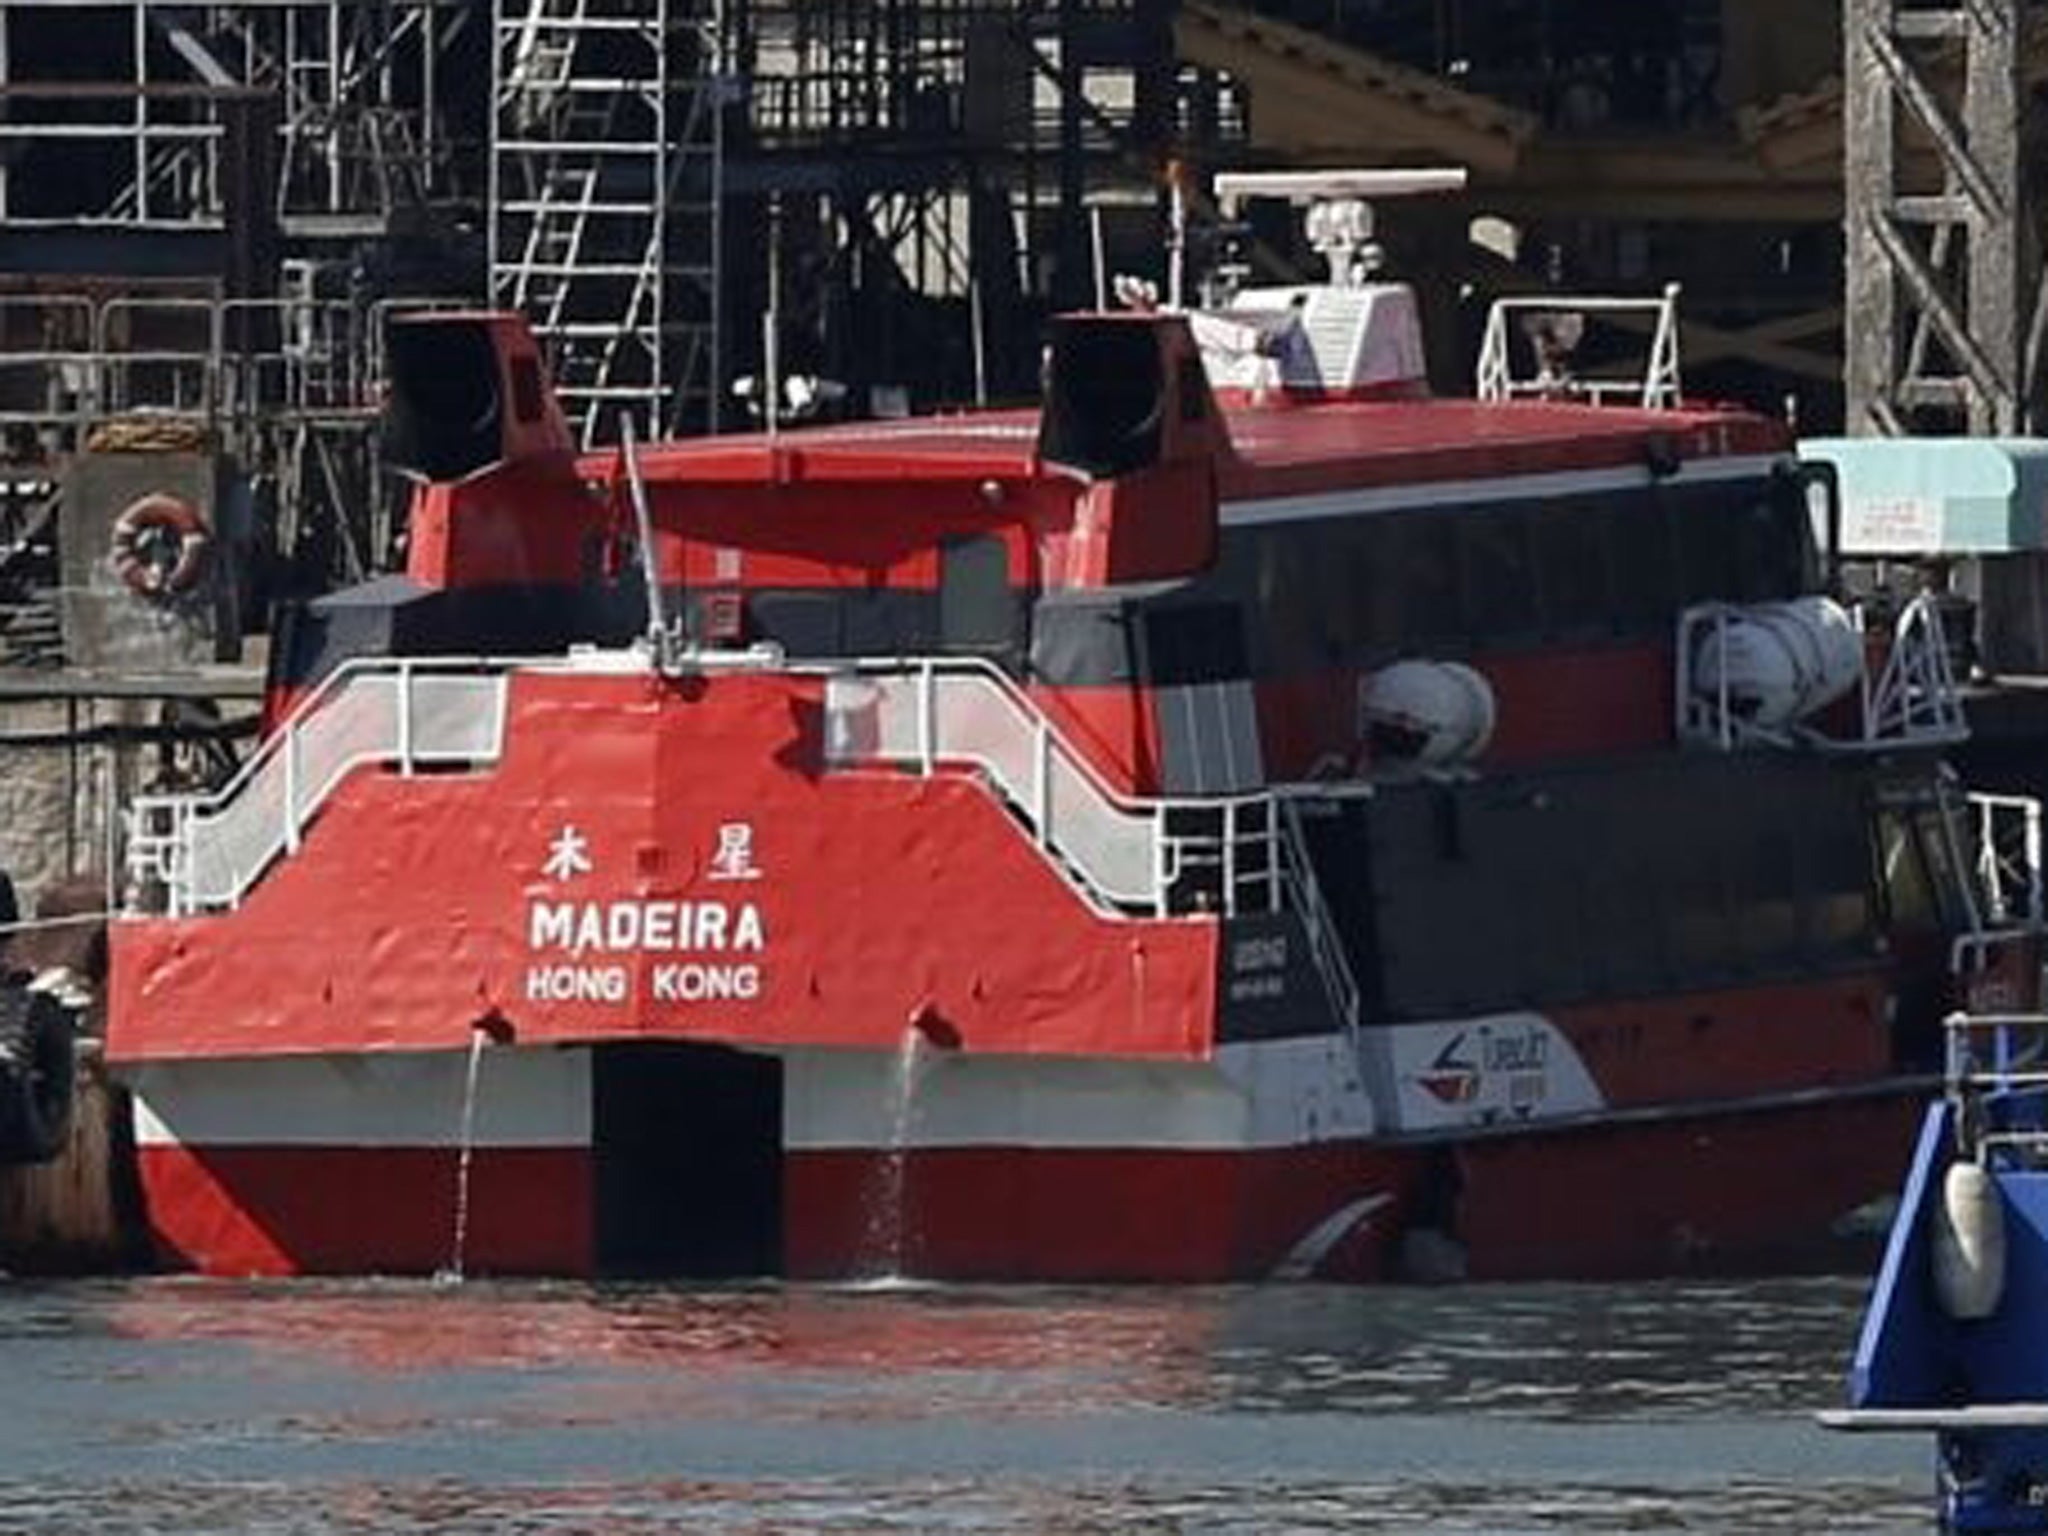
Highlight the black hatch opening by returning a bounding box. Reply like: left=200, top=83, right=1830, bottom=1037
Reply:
left=593, top=1041, right=783, bottom=1277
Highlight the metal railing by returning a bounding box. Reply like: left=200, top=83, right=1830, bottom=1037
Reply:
left=127, top=658, right=508, bottom=916
left=825, top=657, right=1285, bottom=919
left=1278, top=797, right=1362, bottom=1043
left=1945, top=1011, right=2048, bottom=1163
left=1476, top=284, right=1683, bottom=410
left=0, top=291, right=464, bottom=458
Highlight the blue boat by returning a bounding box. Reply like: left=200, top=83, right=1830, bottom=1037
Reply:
left=1827, top=991, right=2048, bottom=1531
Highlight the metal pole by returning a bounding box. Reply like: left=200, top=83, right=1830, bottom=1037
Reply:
left=1090, top=205, right=1107, bottom=310
left=283, top=722, right=300, bottom=855
left=970, top=277, right=987, bottom=407
left=765, top=192, right=782, bottom=439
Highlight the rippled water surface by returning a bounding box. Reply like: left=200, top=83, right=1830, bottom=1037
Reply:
left=0, top=1277, right=1922, bottom=1533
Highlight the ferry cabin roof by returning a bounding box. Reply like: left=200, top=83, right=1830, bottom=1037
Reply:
left=273, top=309, right=1810, bottom=789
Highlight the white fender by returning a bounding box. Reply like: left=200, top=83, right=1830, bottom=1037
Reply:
left=1932, top=1158, right=2006, bottom=1321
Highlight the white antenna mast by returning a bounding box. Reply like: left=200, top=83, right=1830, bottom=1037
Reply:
left=619, top=414, right=679, bottom=671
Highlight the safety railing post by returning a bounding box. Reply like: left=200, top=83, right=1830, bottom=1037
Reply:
left=1265, top=800, right=1281, bottom=914
left=1221, top=807, right=1237, bottom=918
left=1032, top=720, right=1051, bottom=845
left=283, top=721, right=301, bottom=856
left=397, top=663, right=415, bottom=775
left=917, top=662, right=935, bottom=776
left=1152, top=809, right=1169, bottom=918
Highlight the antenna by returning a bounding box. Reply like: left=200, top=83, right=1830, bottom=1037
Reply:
left=1211, top=167, right=1468, bottom=216
left=619, top=414, right=678, bottom=671
left=1211, top=167, right=1467, bottom=290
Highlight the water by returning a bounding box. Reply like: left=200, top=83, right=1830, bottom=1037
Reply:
left=0, top=1276, right=1924, bottom=1533
left=434, top=1029, right=490, bottom=1286
left=858, top=1029, right=934, bottom=1279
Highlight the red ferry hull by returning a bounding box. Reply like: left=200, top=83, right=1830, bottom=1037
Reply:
left=126, top=1044, right=1923, bottom=1282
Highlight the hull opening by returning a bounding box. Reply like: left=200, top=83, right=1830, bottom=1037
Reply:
left=593, top=1042, right=781, bottom=1278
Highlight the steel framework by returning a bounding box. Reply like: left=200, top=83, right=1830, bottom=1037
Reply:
left=1844, top=0, right=2037, bottom=435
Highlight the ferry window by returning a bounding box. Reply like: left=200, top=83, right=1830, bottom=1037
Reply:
left=1665, top=856, right=1734, bottom=975
left=1258, top=531, right=1325, bottom=665
left=1362, top=520, right=1407, bottom=655
left=1402, top=515, right=1462, bottom=646
left=1532, top=503, right=1611, bottom=634
left=1584, top=850, right=1669, bottom=994
left=1607, top=498, right=1678, bottom=631
left=1910, top=803, right=1980, bottom=934
left=1677, top=496, right=1740, bottom=604
left=1461, top=510, right=1538, bottom=640
left=1142, top=602, right=1247, bottom=686
left=1333, top=527, right=1375, bottom=658
left=1737, top=480, right=1817, bottom=600
left=1729, top=826, right=1801, bottom=967
left=940, top=535, right=1017, bottom=656
left=1805, top=800, right=1880, bottom=956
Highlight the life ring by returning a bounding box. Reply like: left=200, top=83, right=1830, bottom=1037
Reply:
left=109, top=492, right=210, bottom=598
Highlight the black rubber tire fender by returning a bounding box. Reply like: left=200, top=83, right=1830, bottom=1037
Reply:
left=0, top=985, right=74, bottom=1165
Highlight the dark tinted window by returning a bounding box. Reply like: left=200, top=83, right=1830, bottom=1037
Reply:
left=1461, top=508, right=1538, bottom=639
left=1144, top=603, right=1247, bottom=686
left=1366, top=757, right=1882, bottom=1017
left=1734, top=477, right=1817, bottom=600
left=1609, top=497, right=1678, bottom=631
left=940, top=535, right=1018, bottom=655
left=1533, top=503, right=1611, bottom=634
left=1677, top=495, right=1740, bottom=604
left=1404, top=514, right=1462, bottom=646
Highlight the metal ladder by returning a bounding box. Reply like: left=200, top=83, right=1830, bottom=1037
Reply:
left=490, top=0, right=727, bottom=445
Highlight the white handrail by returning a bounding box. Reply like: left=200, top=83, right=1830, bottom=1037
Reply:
left=828, top=655, right=1284, bottom=919
left=129, top=647, right=1322, bottom=930
left=1476, top=284, right=1683, bottom=410
left=128, top=655, right=509, bottom=915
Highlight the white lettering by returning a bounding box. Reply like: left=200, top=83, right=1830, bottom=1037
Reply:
left=606, top=902, right=640, bottom=951
left=530, top=903, right=573, bottom=949
left=734, top=904, right=765, bottom=952
left=643, top=902, right=676, bottom=949
left=525, top=899, right=768, bottom=960
left=651, top=962, right=760, bottom=1001
left=524, top=964, right=628, bottom=1003
left=694, top=903, right=728, bottom=950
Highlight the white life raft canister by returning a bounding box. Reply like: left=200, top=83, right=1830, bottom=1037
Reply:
left=1688, top=595, right=1862, bottom=727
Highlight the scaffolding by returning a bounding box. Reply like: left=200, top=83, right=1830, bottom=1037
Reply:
left=491, top=0, right=725, bottom=446
left=0, top=0, right=476, bottom=633
left=0, top=0, right=1187, bottom=601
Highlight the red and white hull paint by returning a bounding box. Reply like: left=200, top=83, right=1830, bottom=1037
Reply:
left=129, top=1049, right=593, bottom=1277
left=125, top=1031, right=1923, bottom=1282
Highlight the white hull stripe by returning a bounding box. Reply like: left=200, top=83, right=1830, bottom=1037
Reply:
left=782, top=1035, right=1374, bottom=1152
left=123, top=1034, right=1376, bottom=1154
left=1220, top=453, right=1780, bottom=526
left=128, top=1050, right=592, bottom=1150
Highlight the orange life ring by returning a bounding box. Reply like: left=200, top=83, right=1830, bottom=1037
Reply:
left=109, top=492, right=210, bottom=598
